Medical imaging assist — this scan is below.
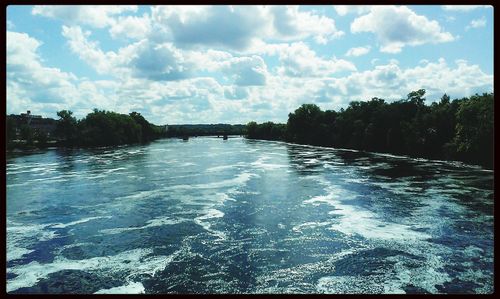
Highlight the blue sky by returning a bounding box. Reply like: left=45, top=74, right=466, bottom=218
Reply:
left=7, top=5, right=493, bottom=124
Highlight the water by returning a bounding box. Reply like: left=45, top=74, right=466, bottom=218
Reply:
left=6, top=137, right=494, bottom=294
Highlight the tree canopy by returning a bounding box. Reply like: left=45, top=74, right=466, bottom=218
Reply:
left=246, top=91, right=494, bottom=169
left=55, top=109, right=165, bottom=147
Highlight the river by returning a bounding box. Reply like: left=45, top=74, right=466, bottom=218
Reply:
left=6, top=137, right=494, bottom=294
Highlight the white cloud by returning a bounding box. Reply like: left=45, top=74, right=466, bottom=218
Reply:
left=224, top=86, right=249, bottom=100
left=7, top=31, right=78, bottom=106
left=466, top=17, right=487, bottom=30
left=150, top=5, right=265, bottom=51
left=109, top=14, right=151, bottom=40
left=351, top=6, right=455, bottom=53
left=345, top=46, right=371, bottom=57
left=276, top=42, right=357, bottom=77
left=7, top=31, right=118, bottom=118
left=150, top=5, right=343, bottom=51
left=32, top=5, right=137, bottom=28
left=220, top=56, right=268, bottom=86
left=128, top=41, right=192, bottom=81
left=442, top=5, right=490, bottom=12
left=334, top=5, right=371, bottom=16
left=62, top=24, right=270, bottom=86
left=269, top=6, right=344, bottom=44
left=309, top=58, right=493, bottom=108
left=61, top=26, right=126, bottom=76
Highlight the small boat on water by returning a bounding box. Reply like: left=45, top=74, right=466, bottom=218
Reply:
left=223, top=135, right=228, bottom=140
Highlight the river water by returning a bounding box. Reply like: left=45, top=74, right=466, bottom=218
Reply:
left=6, top=137, right=494, bottom=294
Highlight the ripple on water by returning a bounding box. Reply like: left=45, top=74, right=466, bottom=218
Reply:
left=6, top=138, right=493, bottom=294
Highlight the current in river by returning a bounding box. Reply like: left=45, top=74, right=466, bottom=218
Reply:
left=6, top=137, right=494, bottom=294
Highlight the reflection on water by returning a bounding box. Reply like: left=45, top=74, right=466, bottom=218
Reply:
left=6, top=137, right=493, bottom=294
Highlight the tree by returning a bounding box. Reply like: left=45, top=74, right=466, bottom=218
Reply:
left=454, top=93, right=493, bottom=168
left=287, top=104, right=325, bottom=145
left=20, top=125, right=34, bottom=145
left=440, top=93, right=450, bottom=105
left=55, top=110, right=78, bottom=146
left=246, top=121, right=258, bottom=138
left=34, top=130, right=48, bottom=147
left=6, top=117, right=16, bottom=142
left=407, top=89, right=426, bottom=106
left=78, top=109, right=143, bottom=146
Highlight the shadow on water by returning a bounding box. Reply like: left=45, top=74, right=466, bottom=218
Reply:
left=6, top=148, right=54, bottom=161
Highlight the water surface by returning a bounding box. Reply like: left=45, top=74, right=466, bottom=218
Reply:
left=6, top=137, right=494, bottom=294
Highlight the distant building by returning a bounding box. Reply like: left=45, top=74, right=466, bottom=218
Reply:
left=8, top=110, right=57, bottom=138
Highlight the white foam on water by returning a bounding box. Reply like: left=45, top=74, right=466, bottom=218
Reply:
left=303, top=177, right=430, bottom=241
left=206, top=165, right=234, bottom=172
left=292, top=221, right=331, bottom=233
left=7, top=247, right=177, bottom=293
left=180, top=162, right=196, bottom=167
left=169, top=171, right=256, bottom=190
left=328, top=205, right=430, bottom=240
left=343, top=177, right=369, bottom=184
left=196, top=208, right=224, bottom=220
left=317, top=275, right=385, bottom=294
left=115, top=188, right=168, bottom=201
left=304, top=158, right=319, bottom=164
left=99, top=216, right=187, bottom=235
left=457, top=269, right=493, bottom=293
left=7, top=247, right=35, bottom=262
left=103, top=167, right=128, bottom=174
left=194, top=208, right=226, bottom=240
left=389, top=248, right=453, bottom=293
left=255, top=247, right=360, bottom=293
left=94, top=281, right=145, bottom=294
left=462, top=245, right=484, bottom=258
left=51, top=216, right=112, bottom=229
left=7, top=222, right=61, bottom=262
left=250, top=154, right=289, bottom=170
left=214, top=192, right=236, bottom=203
left=316, top=245, right=453, bottom=294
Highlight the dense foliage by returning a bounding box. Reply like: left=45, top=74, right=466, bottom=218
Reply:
left=55, top=109, right=166, bottom=147
left=165, top=124, right=245, bottom=137
left=246, top=91, right=494, bottom=169
left=246, top=121, right=287, bottom=141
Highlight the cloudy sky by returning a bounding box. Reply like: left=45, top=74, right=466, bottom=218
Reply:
left=7, top=5, right=493, bottom=125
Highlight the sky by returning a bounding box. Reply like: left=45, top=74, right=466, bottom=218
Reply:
left=6, top=5, right=494, bottom=125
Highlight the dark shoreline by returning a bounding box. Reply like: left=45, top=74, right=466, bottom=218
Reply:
left=6, top=135, right=493, bottom=171
left=246, top=137, right=494, bottom=171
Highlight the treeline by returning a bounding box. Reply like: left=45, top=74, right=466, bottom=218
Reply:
left=53, top=109, right=166, bottom=147
left=165, top=124, right=245, bottom=137
left=246, top=90, right=494, bottom=169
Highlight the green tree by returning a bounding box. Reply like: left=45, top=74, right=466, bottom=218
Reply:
left=79, top=109, right=142, bottom=146
left=454, top=93, right=493, bottom=167
left=287, top=104, right=325, bottom=145
left=407, top=89, right=426, bottom=106
left=55, top=110, right=78, bottom=146
left=246, top=121, right=258, bottom=138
